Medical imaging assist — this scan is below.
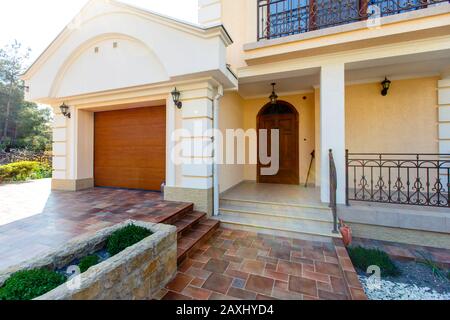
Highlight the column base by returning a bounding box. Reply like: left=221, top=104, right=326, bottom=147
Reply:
left=52, top=178, right=94, bottom=191
left=164, top=186, right=213, bottom=216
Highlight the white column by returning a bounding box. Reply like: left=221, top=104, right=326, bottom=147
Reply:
left=320, top=63, right=346, bottom=204
left=52, top=106, right=68, bottom=180
left=438, top=72, right=450, bottom=189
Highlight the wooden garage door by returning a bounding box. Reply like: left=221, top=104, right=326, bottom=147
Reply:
left=94, top=106, right=166, bottom=191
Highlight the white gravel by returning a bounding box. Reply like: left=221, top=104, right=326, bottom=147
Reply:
left=359, top=276, right=450, bottom=300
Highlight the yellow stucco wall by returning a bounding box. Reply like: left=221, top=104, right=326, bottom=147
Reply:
left=219, top=76, right=439, bottom=191
left=346, top=77, right=439, bottom=153
left=219, top=91, right=245, bottom=192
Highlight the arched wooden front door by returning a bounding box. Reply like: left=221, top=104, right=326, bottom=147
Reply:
left=257, top=101, right=299, bottom=185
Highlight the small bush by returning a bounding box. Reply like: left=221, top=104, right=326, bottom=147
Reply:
left=0, top=161, right=52, bottom=182
left=106, top=224, right=152, bottom=256
left=348, top=246, right=401, bottom=277
left=0, top=269, right=66, bottom=300
left=78, top=255, right=100, bottom=273
left=447, top=271, right=450, bottom=281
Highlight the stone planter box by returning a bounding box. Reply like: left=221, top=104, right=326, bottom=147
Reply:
left=0, top=220, right=177, bottom=300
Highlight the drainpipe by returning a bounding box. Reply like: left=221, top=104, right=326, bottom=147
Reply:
left=213, top=85, right=224, bottom=217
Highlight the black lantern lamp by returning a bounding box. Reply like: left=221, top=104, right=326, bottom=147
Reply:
left=269, top=83, right=278, bottom=105
left=171, top=87, right=182, bottom=109
left=59, top=102, right=71, bottom=118
left=381, top=77, right=391, bottom=96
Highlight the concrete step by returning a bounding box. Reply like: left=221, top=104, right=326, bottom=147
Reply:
left=220, top=198, right=332, bottom=220
left=219, top=202, right=333, bottom=223
left=214, top=214, right=340, bottom=243
left=177, top=218, right=220, bottom=265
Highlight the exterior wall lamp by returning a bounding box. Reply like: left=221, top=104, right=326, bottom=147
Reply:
left=269, top=82, right=278, bottom=105
left=381, top=77, right=391, bottom=96
left=171, top=88, right=182, bottom=109
left=59, top=102, right=71, bottom=119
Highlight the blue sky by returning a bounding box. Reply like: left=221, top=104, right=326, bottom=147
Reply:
left=0, top=0, right=198, bottom=63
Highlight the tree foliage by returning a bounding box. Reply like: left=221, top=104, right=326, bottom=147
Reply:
left=0, top=41, right=52, bottom=152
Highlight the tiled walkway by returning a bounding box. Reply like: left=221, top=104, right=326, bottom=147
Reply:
left=158, top=228, right=367, bottom=300
left=0, top=179, right=190, bottom=270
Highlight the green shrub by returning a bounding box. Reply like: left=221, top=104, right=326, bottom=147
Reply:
left=348, top=246, right=401, bottom=277
left=78, top=255, right=100, bottom=273
left=447, top=271, right=450, bottom=281
left=0, top=269, right=66, bottom=300
left=0, top=161, right=52, bottom=182
left=106, top=224, right=152, bottom=256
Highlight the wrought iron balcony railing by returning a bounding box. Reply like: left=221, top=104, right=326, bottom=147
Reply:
left=257, top=0, right=450, bottom=41
left=346, top=152, right=450, bottom=208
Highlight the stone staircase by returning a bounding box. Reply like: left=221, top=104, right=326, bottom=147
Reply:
left=160, top=203, right=220, bottom=265
left=215, top=197, right=341, bottom=242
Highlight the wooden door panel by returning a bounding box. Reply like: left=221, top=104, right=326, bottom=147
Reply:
left=257, top=104, right=299, bottom=185
left=94, top=106, right=166, bottom=191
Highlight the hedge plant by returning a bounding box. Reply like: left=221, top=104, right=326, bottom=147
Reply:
left=0, top=269, right=66, bottom=300
left=78, top=255, right=100, bottom=273
left=348, top=246, right=401, bottom=277
left=106, top=224, right=152, bottom=256
left=0, top=161, right=52, bottom=182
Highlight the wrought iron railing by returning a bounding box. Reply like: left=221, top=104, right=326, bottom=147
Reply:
left=329, top=150, right=339, bottom=233
left=346, top=151, right=450, bottom=208
left=257, top=0, right=450, bottom=41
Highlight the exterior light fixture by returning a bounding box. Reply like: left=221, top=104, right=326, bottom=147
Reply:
left=381, top=77, right=391, bottom=96
left=171, top=87, right=182, bottom=109
left=269, top=82, right=278, bottom=105
left=59, top=102, right=71, bottom=119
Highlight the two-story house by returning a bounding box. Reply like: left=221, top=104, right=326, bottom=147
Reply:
left=22, top=0, right=450, bottom=249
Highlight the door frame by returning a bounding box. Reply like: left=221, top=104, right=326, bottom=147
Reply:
left=256, top=100, right=300, bottom=185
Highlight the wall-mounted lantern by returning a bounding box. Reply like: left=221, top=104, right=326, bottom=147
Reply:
left=381, top=77, right=391, bottom=96
left=269, top=83, right=278, bottom=105
left=171, top=87, right=183, bottom=109
left=59, top=102, right=71, bottom=119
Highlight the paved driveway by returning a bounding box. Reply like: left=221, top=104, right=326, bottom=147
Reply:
left=0, top=179, right=188, bottom=270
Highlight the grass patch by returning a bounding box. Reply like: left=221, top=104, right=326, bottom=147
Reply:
left=348, top=246, right=401, bottom=277
left=106, top=224, right=152, bottom=256
left=0, top=161, right=52, bottom=182
left=0, top=269, right=66, bottom=300
left=78, top=255, right=100, bottom=273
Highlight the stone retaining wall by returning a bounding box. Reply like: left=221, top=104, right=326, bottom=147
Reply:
left=0, top=220, right=177, bottom=300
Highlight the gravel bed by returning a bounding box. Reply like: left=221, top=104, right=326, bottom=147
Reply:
left=358, top=261, right=450, bottom=300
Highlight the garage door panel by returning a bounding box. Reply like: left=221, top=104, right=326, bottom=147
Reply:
left=94, top=106, right=166, bottom=191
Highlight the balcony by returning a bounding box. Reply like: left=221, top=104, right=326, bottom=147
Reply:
left=257, top=0, right=450, bottom=41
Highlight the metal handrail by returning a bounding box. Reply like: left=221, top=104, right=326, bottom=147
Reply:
left=329, top=149, right=339, bottom=234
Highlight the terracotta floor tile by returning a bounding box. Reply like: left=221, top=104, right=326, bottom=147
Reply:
left=314, top=261, right=342, bottom=277
left=318, top=290, right=348, bottom=300
left=256, top=294, right=278, bottom=300
left=264, top=269, right=289, bottom=282
left=203, top=273, right=233, bottom=295
left=289, top=276, right=318, bottom=297
left=204, top=247, right=227, bottom=259
left=241, top=260, right=265, bottom=275
left=350, top=287, right=368, bottom=300
left=204, top=258, right=230, bottom=274
left=227, top=287, right=257, bottom=300
left=270, top=247, right=291, bottom=260
left=245, top=275, right=274, bottom=296
left=162, top=291, right=192, bottom=300
left=330, top=276, right=346, bottom=294
left=190, top=277, right=206, bottom=288
left=277, top=260, right=302, bottom=276
left=225, top=269, right=250, bottom=280
left=166, top=273, right=194, bottom=293
left=209, top=292, right=239, bottom=300
left=182, top=286, right=212, bottom=300
left=272, top=288, right=303, bottom=300
left=274, top=280, right=289, bottom=291
left=302, top=270, right=331, bottom=283
left=236, top=247, right=259, bottom=259
left=185, top=267, right=212, bottom=280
